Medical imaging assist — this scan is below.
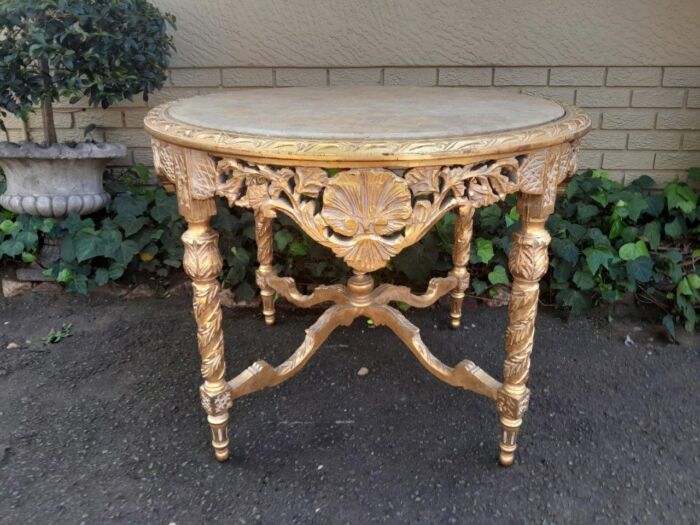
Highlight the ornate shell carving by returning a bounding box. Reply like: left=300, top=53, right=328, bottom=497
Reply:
left=321, top=169, right=412, bottom=237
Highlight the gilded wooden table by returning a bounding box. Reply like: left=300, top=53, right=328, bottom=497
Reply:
left=145, top=87, right=590, bottom=466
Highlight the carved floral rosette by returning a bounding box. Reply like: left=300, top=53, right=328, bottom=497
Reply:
left=151, top=138, right=579, bottom=273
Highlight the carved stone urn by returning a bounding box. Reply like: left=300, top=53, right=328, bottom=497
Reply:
left=0, top=142, right=126, bottom=217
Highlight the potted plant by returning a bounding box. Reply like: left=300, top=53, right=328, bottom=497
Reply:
left=0, top=0, right=175, bottom=218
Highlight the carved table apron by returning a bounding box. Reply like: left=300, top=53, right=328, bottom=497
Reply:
left=145, top=87, right=590, bottom=466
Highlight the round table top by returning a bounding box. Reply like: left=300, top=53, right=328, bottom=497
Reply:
left=145, top=87, right=590, bottom=166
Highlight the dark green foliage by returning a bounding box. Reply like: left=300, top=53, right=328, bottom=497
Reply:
left=545, top=170, right=699, bottom=335
left=0, top=0, right=175, bottom=137
left=1, top=167, right=698, bottom=336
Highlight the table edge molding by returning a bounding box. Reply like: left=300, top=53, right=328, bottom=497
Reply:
left=144, top=100, right=590, bottom=165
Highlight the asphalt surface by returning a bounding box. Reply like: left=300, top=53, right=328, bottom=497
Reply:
left=0, top=293, right=698, bottom=524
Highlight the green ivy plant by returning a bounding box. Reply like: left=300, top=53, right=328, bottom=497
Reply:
left=546, top=169, right=699, bottom=336
left=0, top=0, right=175, bottom=144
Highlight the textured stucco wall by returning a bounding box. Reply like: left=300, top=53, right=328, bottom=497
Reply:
left=155, top=0, right=700, bottom=67
left=6, top=0, right=699, bottom=183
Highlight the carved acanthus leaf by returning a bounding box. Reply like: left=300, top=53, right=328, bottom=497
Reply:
left=294, top=167, right=328, bottom=197
left=151, top=139, right=183, bottom=192
left=405, top=166, right=441, bottom=196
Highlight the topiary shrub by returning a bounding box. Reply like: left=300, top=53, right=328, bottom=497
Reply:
left=0, top=0, right=175, bottom=144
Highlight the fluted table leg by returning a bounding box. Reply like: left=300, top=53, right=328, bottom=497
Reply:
left=497, top=193, right=553, bottom=466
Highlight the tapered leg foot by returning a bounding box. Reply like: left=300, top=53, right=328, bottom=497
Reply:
left=449, top=291, right=465, bottom=329
left=208, top=413, right=230, bottom=461
left=498, top=416, right=520, bottom=466
left=261, top=288, right=276, bottom=326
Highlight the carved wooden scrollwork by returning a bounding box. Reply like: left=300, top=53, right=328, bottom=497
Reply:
left=213, top=158, right=521, bottom=272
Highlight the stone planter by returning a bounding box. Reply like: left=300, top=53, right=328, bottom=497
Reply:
left=0, top=142, right=126, bottom=217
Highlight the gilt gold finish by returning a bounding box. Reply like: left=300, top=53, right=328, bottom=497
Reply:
left=146, top=87, right=590, bottom=467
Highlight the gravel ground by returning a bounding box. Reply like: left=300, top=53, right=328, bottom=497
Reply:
left=0, top=292, right=698, bottom=524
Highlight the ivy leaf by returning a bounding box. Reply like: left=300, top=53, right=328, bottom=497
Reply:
left=556, top=289, right=591, bottom=316
left=94, top=268, right=110, bottom=286
left=56, top=268, right=73, bottom=284
left=289, top=241, right=308, bottom=256
left=576, top=203, right=599, bottom=223
left=471, top=279, right=488, bottom=295
left=626, top=256, right=653, bottom=283
left=111, top=240, right=139, bottom=266
left=61, top=214, right=83, bottom=235
left=551, top=237, right=579, bottom=264
left=573, top=269, right=595, bottom=290
left=665, top=182, right=697, bottom=214
left=645, top=195, right=666, bottom=218
left=487, top=265, right=509, bottom=285
left=474, top=238, right=494, bottom=264
left=664, top=216, right=683, bottom=238
left=627, top=175, right=655, bottom=189
left=111, top=193, right=149, bottom=217
left=109, top=263, right=125, bottom=280
left=477, top=205, right=502, bottom=231
left=687, top=274, right=700, bottom=290
left=15, top=230, right=38, bottom=249
left=1, top=239, right=24, bottom=256
left=115, top=215, right=149, bottom=237
left=274, top=230, right=293, bottom=251
left=0, top=219, right=17, bottom=235
left=39, top=218, right=56, bottom=233
left=619, top=240, right=649, bottom=261
left=74, top=230, right=100, bottom=262
left=643, top=222, right=661, bottom=250
left=626, top=194, right=649, bottom=221
left=661, top=314, right=676, bottom=341
left=583, top=246, right=615, bottom=274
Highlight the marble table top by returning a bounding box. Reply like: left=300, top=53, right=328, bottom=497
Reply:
left=167, top=87, right=565, bottom=140
left=145, top=87, right=590, bottom=164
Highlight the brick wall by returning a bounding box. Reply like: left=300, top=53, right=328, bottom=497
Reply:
left=4, top=66, right=699, bottom=185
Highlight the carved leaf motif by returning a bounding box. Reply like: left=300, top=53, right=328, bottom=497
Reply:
left=509, top=235, right=550, bottom=281
left=518, top=149, right=546, bottom=194
left=187, top=150, right=218, bottom=200
left=268, top=168, right=294, bottom=198
left=321, top=169, right=412, bottom=237
left=152, top=140, right=183, bottom=192
left=467, top=176, right=501, bottom=208
left=294, top=167, right=328, bottom=197
left=496, top=390, right=530, bottom=419
left=405, top=200, right=432, bottom=239
left=405, top=166, right=441, bottom=196
left=245, top=176, right=270, bottom=209
left=216, top=176, right=245, bottom=207
left=441, top=166, right=467, bottom=197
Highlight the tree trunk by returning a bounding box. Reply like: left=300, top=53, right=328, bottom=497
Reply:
left=39, top=57, right=57, bottom=146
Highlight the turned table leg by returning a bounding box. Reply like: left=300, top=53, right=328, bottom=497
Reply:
left=182, top=211, right=231, bottom=462
left=254, top=210, right=276, bottom=326
left=449, top=205, right=474, bottom=329
left=497, top=193, right=552, bottom=466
